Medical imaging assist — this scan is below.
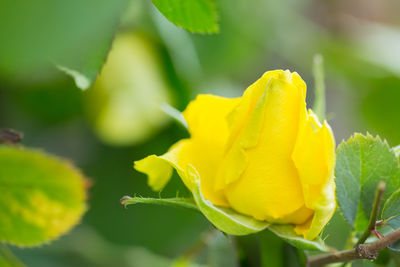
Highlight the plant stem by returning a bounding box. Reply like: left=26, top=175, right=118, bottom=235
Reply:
left=356, top=182, right=386, bottom=245
left=308, top=227, right=400, bottom=266
left=312, top=54, right=326, bottom=121
left=120, top=196, right=199, bottom=211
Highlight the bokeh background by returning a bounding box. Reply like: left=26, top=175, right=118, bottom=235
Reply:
left=1, top=0, right=400, bottom=266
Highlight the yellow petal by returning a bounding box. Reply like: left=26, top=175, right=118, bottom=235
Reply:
left=183, top=94, right=240, bottom=144
left=292, top=110, right=336, bottom=239
left=216, top=70, right=307, bottom=190
left=223, top=76, right=308, bottom=220
left=136, top=95, right=240, bottom=206
left=134, top=139, right=193, bottom=191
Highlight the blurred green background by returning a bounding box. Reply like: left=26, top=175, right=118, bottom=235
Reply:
left=1, top=0, right=400, bottom=266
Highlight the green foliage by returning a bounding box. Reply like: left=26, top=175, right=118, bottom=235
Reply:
left=335, top=134, right=400, bottom=231
left=0, top=145, right=87, bottom=246
left=372, top=248, right=392, bottom=265
left=0, top=0, right=127, bottom=85
left=152, top=0, right=219, bottom=34
left=0, top=245, right=25, bottom=267
left=382, top=190, right=400, bottom=229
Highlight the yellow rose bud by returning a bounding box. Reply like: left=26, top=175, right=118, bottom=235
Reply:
left=135, top=70, right=336, bottom=240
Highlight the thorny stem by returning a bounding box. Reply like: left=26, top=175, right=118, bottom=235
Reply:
left=308, top=182, right=393, bottom=267
left=356, top=182, right=386, bottom=245
left=308, top=227, right=400, bottom=266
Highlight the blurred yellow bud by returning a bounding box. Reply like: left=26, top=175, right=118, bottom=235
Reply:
left=135, top=70, right=336, bottom=240
left=86, top=33, right=172, bottom=146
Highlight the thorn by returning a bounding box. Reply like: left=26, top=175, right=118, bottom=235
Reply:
left=120, top=196, right=133, bottom=208
left=372, top=229, right=384, bottom=239
left=0, top=129, right=23, bottom=144
left=375, top=220, right=385, bottom=227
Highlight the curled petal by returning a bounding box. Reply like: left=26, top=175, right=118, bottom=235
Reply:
left=292, top=110, right=336, bottom=239
left=221, top=74, right=308, bottom=221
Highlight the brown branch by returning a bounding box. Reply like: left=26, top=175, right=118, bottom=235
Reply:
left=356, top=182, right=386, bottom=245
left=308, top=227, right=400, bottom=266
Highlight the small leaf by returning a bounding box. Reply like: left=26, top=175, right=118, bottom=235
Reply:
left=382, top=189, right=400, bottom=229
left=335, top=133, right=400, bottom=231
left=0, top=245, right=25, bottom=267
left=152, top=0, right=219, bottom=34
left=160, top=103, right=188, bottom=129
left=0, top=145, right=87, bottom=246
left=268, top=225, right=327, bottom=252
left=188, top=166, right=269, bottom=235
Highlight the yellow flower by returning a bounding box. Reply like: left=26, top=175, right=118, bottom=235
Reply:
left=135, top=70, right=336, bottom=240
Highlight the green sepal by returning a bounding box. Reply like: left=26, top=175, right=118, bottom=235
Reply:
left=187, top=165, right=269, bottom=235
left=268, top=225, right=327, bottom=252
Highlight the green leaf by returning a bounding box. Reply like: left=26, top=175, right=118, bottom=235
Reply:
left=382, top=189, right=400, bottom=229
left=335, top=133, right=400, bottom=230
left=0, top=0, right=127, bottom=81
left=268, top=225, right=327, bottom=252
left=0, top=145, right=87, bottom=246
left=152, top=0, right=219, bottom=34
left=0, top=245, right=25, bottom=267
left=55, top=14, right=119, bottom=90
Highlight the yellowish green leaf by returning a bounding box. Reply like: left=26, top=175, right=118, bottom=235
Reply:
left=0, top=145, right=87, bottom=246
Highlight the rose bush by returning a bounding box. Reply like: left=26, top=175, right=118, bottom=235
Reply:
left=135, top=70, right=336, bottom=240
